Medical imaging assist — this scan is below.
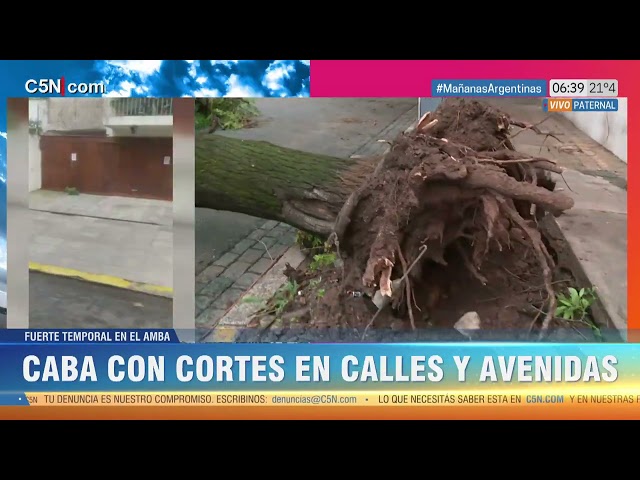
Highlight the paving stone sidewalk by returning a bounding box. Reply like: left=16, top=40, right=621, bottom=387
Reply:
left=195, top=220, right=297, bottom=329
left=30, top=190, right=173, bottom=226
left=30, top=209, right=173, bottom=289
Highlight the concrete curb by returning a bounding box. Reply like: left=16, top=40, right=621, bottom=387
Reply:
left=548, top=170, right=627, bottom=339
left=544, top=218, right=624, bottom=342
left=29, top=262, right=173, bottom=299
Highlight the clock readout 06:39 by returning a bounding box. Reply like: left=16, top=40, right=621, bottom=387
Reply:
left=549, top=79, right=618, bottom=97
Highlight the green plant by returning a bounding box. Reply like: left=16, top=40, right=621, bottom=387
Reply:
left=272, top=280, right=299, bottom=317
left=295, top=231, right=325, bottom=251
left=64, top=187, right=79, bottom=195
left=556, top=287, right=597, bottom=321
left=195, top=98, right=259, bottom=130
left=316, top=288, right=326, bottom=299
left=242, top=280, right=299, bottom=320
left=309, top=253, right=337, bottom=271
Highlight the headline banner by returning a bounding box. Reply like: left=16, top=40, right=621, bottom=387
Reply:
left=0, top=340, right=633, bottom=395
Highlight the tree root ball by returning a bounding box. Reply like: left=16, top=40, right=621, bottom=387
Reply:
left=247, top=99, right=578, bottom=341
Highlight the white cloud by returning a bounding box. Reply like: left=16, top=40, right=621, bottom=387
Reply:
left=0, top=132, right=6, bottom=139
left=301, top=60, right=310, bottom=65
left=226, top=74, right=261, bottom=97
left=102, top=80, right=143, bottom=97
left=196, top=76, right=207, bottom=85
left=106, top=60, right=162, bottom=76
left=212, top=60, right=239, bottom=67
left=119, top=80, right=136, bottom=94
left=263, top=61, right=295, bottom=91
left=188, top=61, right=197, bottom=78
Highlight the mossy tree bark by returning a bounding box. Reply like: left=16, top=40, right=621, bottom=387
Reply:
left=195, top=133, right=374, bottom=235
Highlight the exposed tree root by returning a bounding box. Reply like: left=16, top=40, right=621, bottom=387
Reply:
left=332, top=98, right=574, bottom=337
left=395, top=244, right=416, bottom=331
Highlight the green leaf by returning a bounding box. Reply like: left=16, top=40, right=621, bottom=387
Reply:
left=579, top=288, right=585, bottom=297
left=556, top=306, right=566, bottom=316
left=569, top=288, right=580, bottom=304
left=559, top=298, right=574, bottom=307
left=581, top=298, right=591, bottom=309
left=563, top=310, right=573, bottom=320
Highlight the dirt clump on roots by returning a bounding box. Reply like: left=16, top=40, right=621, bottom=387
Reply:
left=242, top=99, right=592, bottom=342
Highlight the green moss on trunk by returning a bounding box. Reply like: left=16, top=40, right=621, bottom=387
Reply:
left=195, top=133, right=371, bottom=234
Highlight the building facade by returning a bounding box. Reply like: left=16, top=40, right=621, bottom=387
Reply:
left=29, top=98, right=173, bottom=200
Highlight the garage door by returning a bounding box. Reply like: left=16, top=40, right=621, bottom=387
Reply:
left=40, top=135, right=173, bottom=201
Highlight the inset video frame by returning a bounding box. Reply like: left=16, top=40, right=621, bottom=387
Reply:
left=27, top=97, right=174, bottom=328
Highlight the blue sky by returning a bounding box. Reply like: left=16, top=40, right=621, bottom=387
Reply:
left=101, top=60, right=310, bottom=98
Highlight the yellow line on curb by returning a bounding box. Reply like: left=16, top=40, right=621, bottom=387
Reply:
left=29, top=262, right=173, bottom=298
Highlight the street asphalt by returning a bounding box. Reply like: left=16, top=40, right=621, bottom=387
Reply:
left=29, top=272, right=172, bottom=329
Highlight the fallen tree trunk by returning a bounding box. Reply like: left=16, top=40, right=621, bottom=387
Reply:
left=195, top=134, right=379, bottom=234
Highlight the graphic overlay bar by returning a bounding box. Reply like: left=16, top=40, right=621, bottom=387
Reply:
left=0, top=393, right=29, bottom=406
left=0, top=342, right=638, bottom=419
left=19, top=390, right=638, bottom=408
left=6, top=99, right=29, bottom=328
left=172, top=99, right=195, bottom=342
left=8, top=328, right=179, bottom=343
left=431, top=80, right=547, bottom=97
left=542, top=98, right=619, bottom=112
left=549, top=79, right=618, bottom=97
left=310, top=60, right=632, bottom=97
left=0, top=342, right=627, bottom=391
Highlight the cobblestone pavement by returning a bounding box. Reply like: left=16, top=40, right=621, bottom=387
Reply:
left=195, top=220, right=297, bottom=330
